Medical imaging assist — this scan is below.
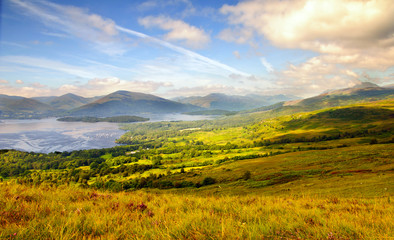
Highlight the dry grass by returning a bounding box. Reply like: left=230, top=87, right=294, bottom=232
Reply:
left=1, top=182, right=393, bottom=239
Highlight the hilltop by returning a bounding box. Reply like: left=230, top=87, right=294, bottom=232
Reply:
left=68, top=91, right=201, bottom=117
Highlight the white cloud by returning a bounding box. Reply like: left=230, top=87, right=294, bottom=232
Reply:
left=260, top=57, right=274, bottom=73
left=220, top=0, right=394, bottom=69
left=0, top=79, right=9, bottom=84
left=217, top=27, right=254, bottom=44
left=221, top=0, right=394, bottom=95
left=59, top=77, right=171, bottom=97
left=138, top=15, right=210, bottom=49
left=221, top=0, right=394, bottom=52
left=0, top=77, right=171, bottom=98
left=275, top=56, right=363, bottom=97
left=16, top=79, right=24, bottom=84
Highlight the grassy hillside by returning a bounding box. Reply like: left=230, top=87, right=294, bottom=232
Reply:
left=1, top=182, right=392, bottom=239
left=247, top=86, right=394, bottom=115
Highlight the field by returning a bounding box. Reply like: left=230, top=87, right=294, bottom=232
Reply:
left=1, top=183, right=393, bottom=239
left=0, top=100, right=393, bottom=239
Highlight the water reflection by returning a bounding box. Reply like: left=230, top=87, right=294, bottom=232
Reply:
left=0, top=114, right=213, bottom=153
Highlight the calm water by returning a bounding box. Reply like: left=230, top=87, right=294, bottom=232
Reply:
left=0, top=114, right=213, bottom=153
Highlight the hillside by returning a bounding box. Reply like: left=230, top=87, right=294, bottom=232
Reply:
left=247, top=83, right=394, bottom=115
left=177, top=93, right=295, bottom=111
left=68, top=90, right=201, bottom=117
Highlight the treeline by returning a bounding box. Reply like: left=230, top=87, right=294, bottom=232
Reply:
left=13, top=167, right=218, bottom=192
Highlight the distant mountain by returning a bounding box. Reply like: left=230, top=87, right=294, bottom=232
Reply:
left=247, top=82, right=394, bottom=114
left=32, top=93, right=99, bottom=110
left=47, top=93, right=92, bottom=110
left=67, top=90, right=201, bottom=117
left=0, top=95, right=54, bottom=118
left=288, top=82, right=393, bottom=109
left=31, top=96, right=58, bottom=104
left=176, top=93, right=296, bottom=111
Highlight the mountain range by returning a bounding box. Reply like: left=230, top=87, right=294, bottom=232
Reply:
left=175, top=93, right=296, bottom=111
left=1, top=82, right=393, bottom=119
left=245, top=82, right=394, bottom=114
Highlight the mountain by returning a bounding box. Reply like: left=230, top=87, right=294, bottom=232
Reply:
left=47, top=93, right=92, bottom=110
left=32, top=93, right=100, bottom=110
left=31, top=96, right=58, bottom=104
left=0, top=95, right=54, bottom=118
left=288, top=82, right=393, bottom=109
left=247, top=82, right=394, bottom=114
left=67, top=90, right=201, bottom=117
left=176, top=93, right=296, bottom=111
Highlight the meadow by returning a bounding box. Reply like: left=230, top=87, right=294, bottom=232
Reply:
left=1, top=183, right=393, bottom=239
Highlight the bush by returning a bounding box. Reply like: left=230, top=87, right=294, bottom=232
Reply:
left=242, top=171, right=251, bottom=180
left=202, top=177, right=216, bottom=186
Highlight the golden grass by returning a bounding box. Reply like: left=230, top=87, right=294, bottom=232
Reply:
left=1, top=182, right=393, bottom=239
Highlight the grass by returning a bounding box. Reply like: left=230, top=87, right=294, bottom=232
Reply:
left=1, top=182, right=393, bottom=240
left=163, top=143, right=393, bottom=198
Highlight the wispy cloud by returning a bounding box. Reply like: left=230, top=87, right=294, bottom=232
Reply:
left=1, top=41, right=28, bottom=48
left=1, top=56, right=100, bottom=79
left=260, top=57, right=274, bottom=73
left=116, top=26, right=249, bottom=76
left=9, top=0, right=249, bottom=78
left=10, top=0, right=125, bottom=55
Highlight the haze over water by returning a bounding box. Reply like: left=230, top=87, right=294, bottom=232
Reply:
left=0, top=114, right=212, bottom=153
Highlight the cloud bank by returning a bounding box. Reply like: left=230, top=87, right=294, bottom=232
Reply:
left=221, top=0, right=394, bottom=95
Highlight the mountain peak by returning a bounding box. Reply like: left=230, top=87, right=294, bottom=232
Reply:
left=352, top=82, right=379, bottom=89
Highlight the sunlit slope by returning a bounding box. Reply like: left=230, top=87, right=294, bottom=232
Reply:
left=112, top=100, right=394, bottom=196
left=185, top=100, right=394, bottom=146
left=161, top=144, right=393, bottom=197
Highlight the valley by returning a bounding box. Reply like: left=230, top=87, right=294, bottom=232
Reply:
left=0, top=85, right=393, bottom=239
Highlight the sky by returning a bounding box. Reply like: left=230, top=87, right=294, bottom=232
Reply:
left=0, top=0, right=393, bottom=98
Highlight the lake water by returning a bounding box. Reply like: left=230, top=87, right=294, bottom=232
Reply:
left=0, top=114, right=213, bottom=153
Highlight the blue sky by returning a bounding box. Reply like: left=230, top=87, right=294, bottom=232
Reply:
left=1, top=0, right=393, bottom=98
